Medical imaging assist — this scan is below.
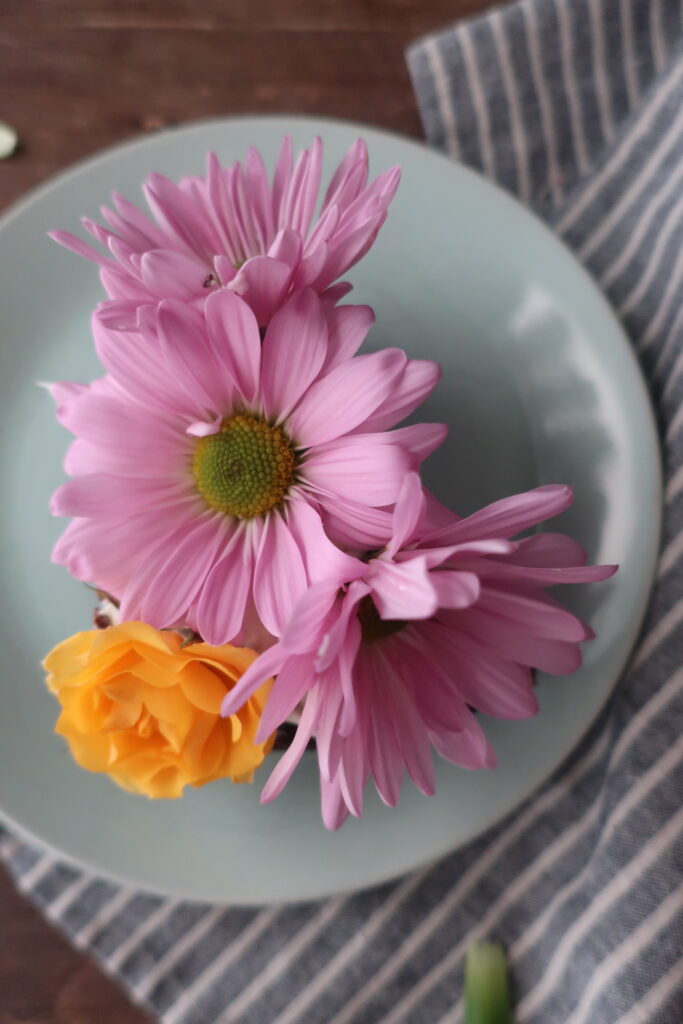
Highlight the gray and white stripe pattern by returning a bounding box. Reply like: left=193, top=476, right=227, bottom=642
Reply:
left=3, top=0, right=683, bottom=1020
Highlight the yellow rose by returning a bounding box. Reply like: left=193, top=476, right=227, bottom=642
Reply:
left=43, top=622, right=275, bottom=798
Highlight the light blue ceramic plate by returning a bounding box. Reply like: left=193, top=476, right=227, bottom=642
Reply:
left=0, top=116, right=661, bottom=904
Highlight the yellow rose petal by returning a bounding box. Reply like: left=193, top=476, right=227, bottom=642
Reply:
left=102, top=699, right=143, bottom=733
left=43, top=623, right=276, bottom=798
left=178, top=661, right=227, bottom=714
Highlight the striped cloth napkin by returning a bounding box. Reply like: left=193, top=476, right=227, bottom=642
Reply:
left=2, top=0, right=683, bottom=1021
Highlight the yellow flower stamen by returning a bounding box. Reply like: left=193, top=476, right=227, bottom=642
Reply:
left=192, top=413, right=296, bottom=518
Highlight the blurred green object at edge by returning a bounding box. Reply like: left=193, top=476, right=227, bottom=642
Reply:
left=464, top=942, right=513, bottom=1024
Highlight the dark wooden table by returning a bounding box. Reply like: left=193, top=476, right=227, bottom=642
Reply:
left=0, top=1, right=494, bottom=1020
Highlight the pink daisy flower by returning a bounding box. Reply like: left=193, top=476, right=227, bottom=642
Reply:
left=221, top=476, right=617, bottom=829
left=51, top=137, right=400, bottom=326
left=49, top=290, right=444, bottom=646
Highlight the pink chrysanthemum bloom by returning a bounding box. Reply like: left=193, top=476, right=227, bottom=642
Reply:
left=51, top=137, right=400, bottom=326
left=221, top=476, right=617, bottom=829
left=49, top=290, right=444, bottom=646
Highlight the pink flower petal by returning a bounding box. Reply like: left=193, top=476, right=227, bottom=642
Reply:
left=457, top=608, right=583, bottom=675
left=427, top=485, right=574, bottom=545
left=313, top=214, right=386, bottom=290
left=313, top=670, right=345, bottom=782
left=51, top=474, right=189, bottom=518
left=255, top=652, right=314, bottom=742
left=320, top=281, right=354, bottom=306
left=316, top=580, right=369, bottom=673
left=111, top=190, right=168, bottom=248
left=321, top=138, right=368, bottom=212
left=225, top=163, right=259, bottom=261
left=140, top=249, right=206, bottom=300
left=63, top=435, right=185, bottom=480
left=388, top=471, right=427, bottom=555
left=157, top=300, right=230, bottom=414
left=365, top=665, right=403, bottom=806
left=337, top=727, right=367, bottom=817
left=431, top=569, right=481, bottom=609
left=317, top=612, right=362, bottom=742
left=311, top=423, right=447, bottom=467
left=40, top=380, right=88, bottom=420
left=396, top=640, right=469, bottom=733
left=117, top=518, right=198, bottom=623
left=337, top=616, right=362, bottom=737
left=280, top=146, right=310, bottom=231
left=393, top=545, right=453, bottom=569
left=230, top=256, right=293, bottom=326
left=292, top=136, right=322, bottom=236
left=317, top=303, right=370, bottom=372
left=52, top=509, right=188, bottom=597
left=92, top=312, right=193, bottom=417
left=317, top=496, right=394, bottom=549
left=98, top=264, right=149, bottom=302
left=374, top=645, right=435, bottom=796
left=322, top=303, right=374, bottom=372
left=58, top=390, right=180, bottom=454
left=369, top=558, right=438, bottom=621
left=509, top=532, right=588, bottom=567
left=286, top=348, right=407, bottom=447
left=261, top=289, right=328, bottom=420
left=280, top=579, right=342, bottom=655
left=440, top=539, right=515, bottom=558
left=282, top=138, right=322, bottom=236
left=272, top=135, right=293, bottom=227
left=359, top=359, right=441, bottom=433
left=244, top=146, right=275, bottom=248
left=212, top=255, right=238, bottom=284
left=292, top=240, right=329, bottom=290
left=304, top=440, right=410, bottom=507
left=424, top=488, right=461, bottom=532
left=303, top=202, right=340, bottom=259
left=139, top=513, right=229, bottom=626
left=194, top=527, right=254, bottom=645
left=97, top=206, right=145, bottom=251
left=478, top=586, right=592, bottom=641
left=186, top=418, right=222, bottom=437
left=389, top=423, right=448, bottom=464
left=49, top=230, right=108, bottom=266
left=204, top=288, right=261, bottom=406
left=285, top=498, right=364, bottom=584
left=253, top=511, right=308, bottom=637
left=432, top=626, right=538, bottom=719
left=260, top=688, right=319, bottom=803
left=320, top=776, right=351, bottom=831
left=60, top=435, right=98, bottom=474
left=430, top=716, right=495, bottom=770
left=335, top=165, right=400, bottom=229
left=84, top=216, right=118, bottom=251
left=471, top=560, right=618, bottom=585
left=144, top=173, right=217, bottom=261
left=267, top=226, right=302, bottom=269
left=220, top=641, right=286, bottom=718
left=94, top=300, right=145, bottom=332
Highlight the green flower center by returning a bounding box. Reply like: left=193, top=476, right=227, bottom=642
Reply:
left=357, top=595, right=405, bottom=643
left=192, top=414, right=296, bottom=518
